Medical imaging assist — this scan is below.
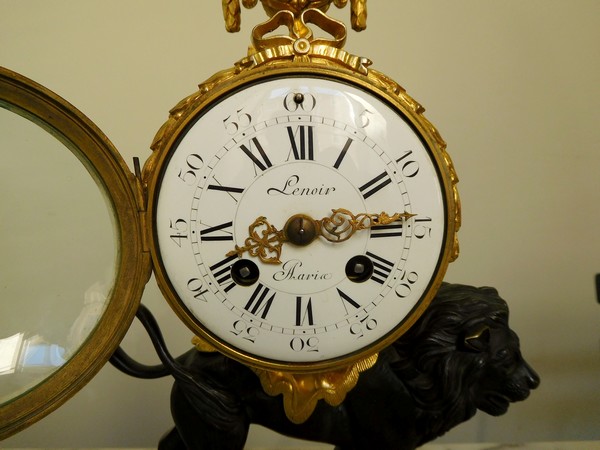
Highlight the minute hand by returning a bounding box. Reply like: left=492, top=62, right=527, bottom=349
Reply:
left=317, top=208, right=415, bottom=243
left=226, top=209, right=416, bottom=265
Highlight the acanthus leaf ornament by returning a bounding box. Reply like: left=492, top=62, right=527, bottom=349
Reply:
left=252, top=353, right=378, bottom=424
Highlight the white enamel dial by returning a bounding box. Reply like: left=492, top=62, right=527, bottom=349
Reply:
left=153, top=75, right=447, bottom=366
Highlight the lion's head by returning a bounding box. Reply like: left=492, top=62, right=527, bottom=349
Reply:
left=391, top=283, right=540, bottom=444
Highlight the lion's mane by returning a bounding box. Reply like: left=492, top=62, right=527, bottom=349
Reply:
left=390, top=283, right=509, bottom=444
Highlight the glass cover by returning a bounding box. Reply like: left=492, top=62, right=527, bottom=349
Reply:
left=0, top=106, right=116, bottom=404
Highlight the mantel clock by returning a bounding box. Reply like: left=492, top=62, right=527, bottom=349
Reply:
left=0, top=0, right=460, bottom=437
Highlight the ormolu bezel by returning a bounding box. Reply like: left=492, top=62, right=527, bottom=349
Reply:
left=0, top=67, right=150, bottom=440
left=145, top=60, right=460, bottom=374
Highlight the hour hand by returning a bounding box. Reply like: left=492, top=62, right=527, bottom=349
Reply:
left=226, top=216, right=286, bottom=264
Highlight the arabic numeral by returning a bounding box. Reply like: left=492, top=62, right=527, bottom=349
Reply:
left=231, top=320, right=259, bottom=343
left=223, top=108, right=252, bottom=134
left=414, top=217, right=433, bottom=239
left=359, top=109, right=374, bottom=128
left=395, top=270, right=419, bottom=299
left=396, top=150, right=419, bottom=178
left=350, top=315, right=378, bottom=339
left=283, top=92, right=316, bottom=112
left=178, top=153, right=204, bottom=185
left=169, top=218, right=188, bottom=247
left=289, top=336, right=319, bottom=353
left=187, top=277, right=208, bottom=301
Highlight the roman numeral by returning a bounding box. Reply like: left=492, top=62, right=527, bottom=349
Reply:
left=207, top=181, right=244, bottom=204
left=240, top=137, right=272, bottom=172
left=359, top=171, right=392, bottom=199
left=333, top=137, right=353, bottom=169
left=287, top=125, right=314, bottom=160
left=337, top=288, right=361, bottom=314
left=371, top=222, right=404, bottom=238
left=206, top=175, right=244, bottom=203
left=244, top=284, right=276, bottom=319
left=295, top=296, right=314, bottom=326
left=200, top=221, right=233, bottom=242
left=207, top=185, right=244, bottom=194
left=366, top=251, right=395, bottom=285
left=209, top=254, right=237, bottom=293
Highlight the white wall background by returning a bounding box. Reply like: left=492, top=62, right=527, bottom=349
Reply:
left=1, top=0, right=599, bottom=447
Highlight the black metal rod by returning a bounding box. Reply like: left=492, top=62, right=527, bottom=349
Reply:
left=109, top=303, right=180, bottom=379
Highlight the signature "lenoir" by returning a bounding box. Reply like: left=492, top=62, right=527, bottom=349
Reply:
left=267, top=175, right=336, bottom=196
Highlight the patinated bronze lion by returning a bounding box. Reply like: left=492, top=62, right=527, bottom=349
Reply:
left=116, top=283, right=539, bottom=450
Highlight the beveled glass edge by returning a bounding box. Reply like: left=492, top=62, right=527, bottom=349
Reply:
left=0, top=66, right=151, bottom=439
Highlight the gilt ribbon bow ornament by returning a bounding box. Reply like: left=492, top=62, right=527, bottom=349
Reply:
left=223, top=0, right=367, bottom=51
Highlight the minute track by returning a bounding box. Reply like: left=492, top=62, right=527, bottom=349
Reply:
left=154, top=75, right=448, bottom=365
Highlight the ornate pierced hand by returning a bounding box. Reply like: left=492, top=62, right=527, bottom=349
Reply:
left=226, top=208, right=415, bottom=264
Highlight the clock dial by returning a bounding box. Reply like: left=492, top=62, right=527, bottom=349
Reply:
left=151, top=74, right=447, bottom=368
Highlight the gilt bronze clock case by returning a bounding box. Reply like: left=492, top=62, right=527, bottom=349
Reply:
left=144, top=61, right=461, bottom=375
left=0, top=1, right=460, bottom=438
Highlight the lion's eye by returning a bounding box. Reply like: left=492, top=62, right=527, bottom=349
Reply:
left=495, top=349, right=510, bottom=360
